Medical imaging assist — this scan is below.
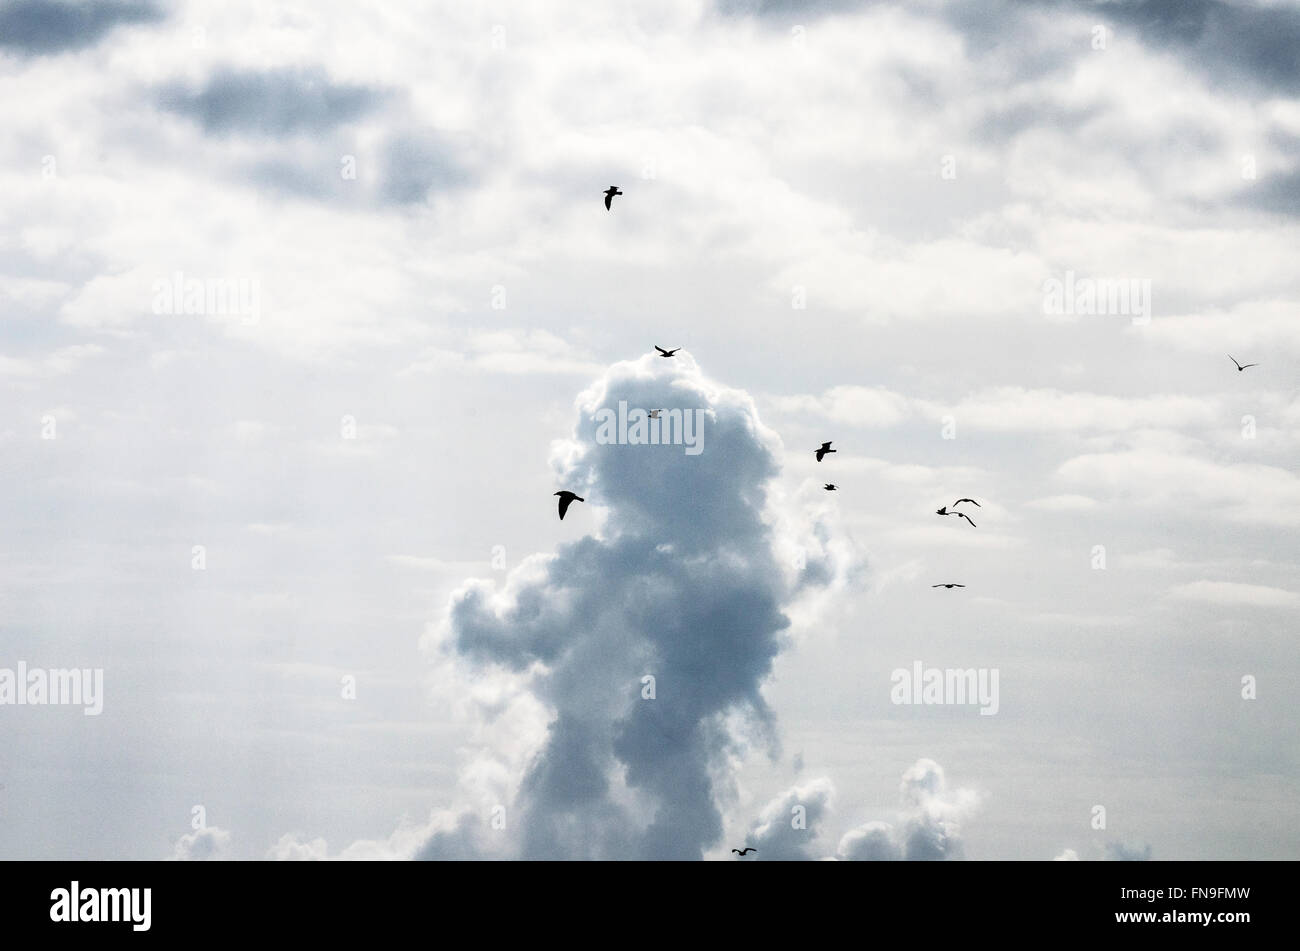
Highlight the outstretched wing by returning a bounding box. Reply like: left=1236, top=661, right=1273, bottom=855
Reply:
left=957, top=512, right=976, bottom=527
left=1241, top=363, right=1258, bottom=369
left=954, top=498, right=980, bottom=507
left=558, top=495, right=572, bottom=519
left=1229, top=354, right=1240, bottom=368
left=655, top=346, right=668, bottom=355
left=605, top=193, right=613, bottom=210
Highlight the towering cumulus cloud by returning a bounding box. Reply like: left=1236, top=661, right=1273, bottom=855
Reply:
left=418, top=355, right=841, bottom=859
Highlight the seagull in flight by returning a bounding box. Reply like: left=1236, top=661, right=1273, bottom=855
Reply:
left=604, top=186, right=622, bottom=210
left=554, top=491, right=584, bottom=520
left=815, top=441, right=836, bottom=462
left=953, top=498, right=980, bottom=507
left=932, top=583, right=966, bottom=589
left=731, top=847, right=757, bottom=856
left=1229, top=354, right=1258, bottom=372
left=936, top=507, right=976, bottom=527
left=655, top=346, right=680, bottom=358
left=823, top=483, right=838, bottom=491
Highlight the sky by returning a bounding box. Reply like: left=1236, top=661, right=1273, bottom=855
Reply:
left=1, top=0, right=1298, bottom=861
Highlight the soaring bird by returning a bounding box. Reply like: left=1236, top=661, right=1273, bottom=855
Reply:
left=655, top=346, right=680, bottom=357
left=554, top=491, right=584, bottom=520
left=815, top=441, right=836, bottom=462
left=823, top=483, right=838, bottom=491
left=953, top=498, right=980, bottom=507
left=732, top=847, right=757, bottom=856
left=932, top=583, right=966, bottom=589
left=1229, top=354, right=1258, bottom=372
left=604, top=186, right=622, bottom=210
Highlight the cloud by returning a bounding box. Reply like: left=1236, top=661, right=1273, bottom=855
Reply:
left=723, top=0, right=1300, bottom=95
left=834, top=758, right=981, bottom=861
left=1097, top=0, right=1300, bottom=95
left=402, top=356, right=846, bottom=860
left=746, top=778, right=835, bottom=860
left=837, top=820, right=902, bottom=861
left=1167, top=580, right=1298, bottom=609
left=1053, top=848, right=1080, bottom=861
left=157, top=68, right=385, bottom=137
left=1106, top=840, right=1153, bottom=861
left=1058, top=449, right=1300, bottom=526
left=169, top=826, right=231, bottom=861
left=267, top=833, right=328, bottom=861
left=380, top=131, right=473, bottom=205
left=0, top=0, right=160, bottom=55
left=769, top=386, right=911, bottom=427
left=1025, top=494, right=1099, bottom=512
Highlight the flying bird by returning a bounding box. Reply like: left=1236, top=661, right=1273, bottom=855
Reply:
left=1229, top=354, right=1258, bottom=372
left=815, top=441, right=836, bottom=462
left=732, top=848, right=757, bottom=856
left=554, top=491, right=584, bottom=520
left=604, top=186, right=622, bottom=210
left=953, top=511, right=976, bottom=527
left=655, top=346, right=680, bottom=357
left=932, top=583, right=966, bottom=589
left=953, top=498, right=980, bottom=507
left=823, top=484, right=838, bottom=491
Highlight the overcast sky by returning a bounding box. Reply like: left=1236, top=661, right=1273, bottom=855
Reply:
left=2, top=0, right=1298, bottom=860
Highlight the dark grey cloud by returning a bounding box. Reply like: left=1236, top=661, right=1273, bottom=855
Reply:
left=1098, top=0, right=1300, bottom=94
left=158, top=68, right=385, bottom=136
left=380, top=132, right=473, bottom=205
left=0, top=0, right=160, bottom=55
left=1106, top=840, right=1153, bottom=861
left=1236, top=168, right=1300, bottom=218
left=717, top=0, right=1300, bottom=93
left=416, top=357, right=843, bottom=860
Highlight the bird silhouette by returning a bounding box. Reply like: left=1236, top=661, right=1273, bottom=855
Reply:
left=823, top=483, right=838, bottom=491
left=815, top=441, right=836, bottom=462
left=732, top=847, right=757, bottom=856
left=1229, top=354, right=1258, bottom=372
left=554, top=491, right=584, bottom=520
left=604, top=186, right=622, bottom=210
left=932, top=583, right=966, bottom=588
left=655, top=346, right=680, bottom=357
left=953, top=511, right=976, bottom=527
left=953, top=498, right=980, bottom=507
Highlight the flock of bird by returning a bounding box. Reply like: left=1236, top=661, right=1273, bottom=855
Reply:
left=555, top=186, right=1265, bottom=856
left=814, top=441, right=979, bottom=587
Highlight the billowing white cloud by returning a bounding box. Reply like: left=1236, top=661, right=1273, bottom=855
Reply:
left=834, top=759, right=981, bottom=861
left=169, top=826, right=232, bottom=861
left=405, top=356, right=851, bottom=860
